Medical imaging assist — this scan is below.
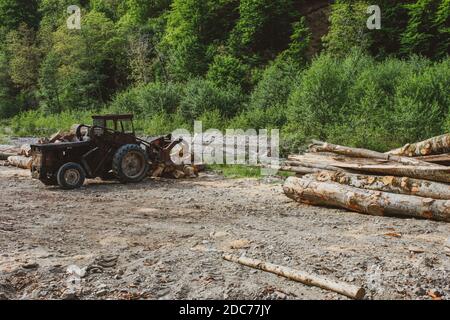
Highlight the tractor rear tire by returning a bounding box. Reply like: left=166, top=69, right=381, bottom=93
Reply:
left=112, top=144, right=149, bottom=183
left=57, top=162, right=86, bottom=189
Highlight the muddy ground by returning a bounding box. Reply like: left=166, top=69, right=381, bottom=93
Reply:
left=0, top=165, right=449, bottom=300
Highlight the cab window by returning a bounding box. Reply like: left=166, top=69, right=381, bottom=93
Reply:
left=106, top=120, right=116, bottom=131
left=120, top=120, right=133, bottom=133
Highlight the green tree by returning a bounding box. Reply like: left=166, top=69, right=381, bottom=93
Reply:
left=39, top=51, right=61, bottom=114
left=400, top=0, right=445, bottom=58
left=227, top=0, right=299, bottom=64
left=0, top=0, right=40, bottom=31
left=51, top=11, right=127, bottom=109
left=206, top=54, right=250, bottom=89
left=278, top=17, right=311, bottom=67
left=6, top=24, right=40, bottom=90
left=0, top=51, right=15, bottom=117
left=367, top=1, right=411, bottom=58
left=434, top=0, right=450, bottom=58
left=322, top=0, right=371, bottom=57
left=161, top=0, right=239, bottom=80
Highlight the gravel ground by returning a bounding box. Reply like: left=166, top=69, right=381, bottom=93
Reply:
left=0, top=166, right=449, bottom=300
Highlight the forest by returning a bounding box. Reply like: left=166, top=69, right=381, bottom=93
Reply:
left=0, top=0, right=449, bottom=152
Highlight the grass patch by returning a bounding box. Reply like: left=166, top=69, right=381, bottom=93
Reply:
left=207, top=164, right=296, bottom=179
left=207, top=164, right=263, bottom=178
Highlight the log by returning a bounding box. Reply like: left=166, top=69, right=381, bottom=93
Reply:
left=20, top=144, right=31, bottom=157
left=283, top=176, right=450, bottom=222
left=0, top=152, right=17, bottom=160
left=278, top=165, right=321, bottom=175
left=7, top=156, right=32, bottom=169
left=416, top=153, right=450, bottom=165
left=310, top=140, right=435, bottom=167
left=387, top=134, right=450, bottom=157
left=288, top=154, right=450, bottom=183
left=311, top=171, right=450, bottom=200
left=223, top=254, right=365, bottom=300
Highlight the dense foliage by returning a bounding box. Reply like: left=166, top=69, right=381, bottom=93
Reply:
left=0, top=0, right=448, bottom=153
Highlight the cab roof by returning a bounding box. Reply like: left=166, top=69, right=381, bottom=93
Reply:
left=92, top=114, right=133, bottom=120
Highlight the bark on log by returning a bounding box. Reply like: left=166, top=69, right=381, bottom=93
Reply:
left=387, top=134, right=450, bottom=157
left=310, top=171, right=450, bottom=200
left=416, top=153, right=450, bottom=165
left=278, top=165, right=322, bottom=175
left=7, top=156, right=32, bottom=169
left=288, top=154, right=450, bottom=183
left=20, top=144, right=31, bottom=157
left=310, top=140, right=434, bottom=166
left=283, top=176, right=450, bottom=222
left=223, top=254, right=365, bottom=300
left=0, top=152, right=17, bottom=160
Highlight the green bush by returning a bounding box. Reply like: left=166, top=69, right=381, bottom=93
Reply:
left=232, top=58, right=300, bottom=130
left=206, top=54, right=250, bottom=89
left=178, top=78, right=247, bottom=120
left=110, top=81, right=184, bottom=116
left=283, top=51, right=450, bottom=153
left=10, top=109, right=92, bottom=136
left=392, top=57, right=450, bottom=142
left=135, top=112, right=189, bottom=136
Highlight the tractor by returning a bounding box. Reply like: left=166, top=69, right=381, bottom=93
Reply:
left=30, top=114, right=185, bottom=189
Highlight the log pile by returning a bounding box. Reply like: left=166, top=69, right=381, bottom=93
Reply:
left=280, top=136, right=450, bottom=222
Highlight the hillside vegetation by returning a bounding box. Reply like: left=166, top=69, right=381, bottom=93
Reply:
left=0, top=0, right=449, bottom=152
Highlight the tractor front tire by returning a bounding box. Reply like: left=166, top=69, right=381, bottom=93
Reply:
left=112, top=144, right=149, bottom=183
left=57, top=162, right=86, bottom=189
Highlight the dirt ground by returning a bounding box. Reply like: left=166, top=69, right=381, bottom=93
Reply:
left=0, top=165, right=449, bottom=300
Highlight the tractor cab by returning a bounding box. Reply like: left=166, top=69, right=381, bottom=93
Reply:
left=92, top=114, right=135, bottom=136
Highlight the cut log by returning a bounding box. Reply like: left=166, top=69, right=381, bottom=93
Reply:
left=309, top=140, right=435, bottom=166
left=20, top=144, right=31, bottom=157
left=7, top=156, right=32, bottom=170
left=223, top=254, right=365, bottom=300
left=387, top=134, right=450, bottom=157
left=283, top=176, right=450, bottom=222
left=310, top=171, right=450, bottom=200
left=288, top=154, right=450, bottom=183
left=0, top=152, right=17, bottom=160
left=277, top=165, right=322, bottom=175
left=416, top=153, right=450, bottom=165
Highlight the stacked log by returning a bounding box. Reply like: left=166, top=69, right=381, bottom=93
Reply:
left=281, top=136, right=450, bottom=222
left=387, top=134, right=450, bottom=157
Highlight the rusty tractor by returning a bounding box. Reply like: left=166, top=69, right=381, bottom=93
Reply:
left=30, top=114, right=185, bottom=189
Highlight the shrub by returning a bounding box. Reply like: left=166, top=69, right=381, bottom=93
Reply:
left=10, top=109, right=92, bottom=136
left=178, top=78, right=247, bottom=120
left=110, top=81, right=184, bottom=116
left=206, top=54, right=250, bottom=89
left=283, top=51, right=450, bottom=153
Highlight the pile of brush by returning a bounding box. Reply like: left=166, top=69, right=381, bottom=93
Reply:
left=280, top=134, right=450, bottom=222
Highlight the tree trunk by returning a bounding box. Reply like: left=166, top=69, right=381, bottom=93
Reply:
left=415, top=153, right=450, bottom=165
left=277, top=165, right=322, bottom=175
left=310, top=171, right=450, bottom=200
left=387, top=134, right=450, bottom=157
left=7, top=156, right=32, bottom=170
left=223, top=254, right=365, bottom=300
left=0, top=152, right=17, bottom=161
left=287, top=155, right=450, bottom=183
left=309, top=140, right=435, bottom=166
left=283, top=176, right=450, bottom=222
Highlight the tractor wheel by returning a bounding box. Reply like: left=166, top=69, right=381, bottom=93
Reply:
left=57, top=162, right=86, bottom=189
left=112, top=144, right=149, bottom=183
